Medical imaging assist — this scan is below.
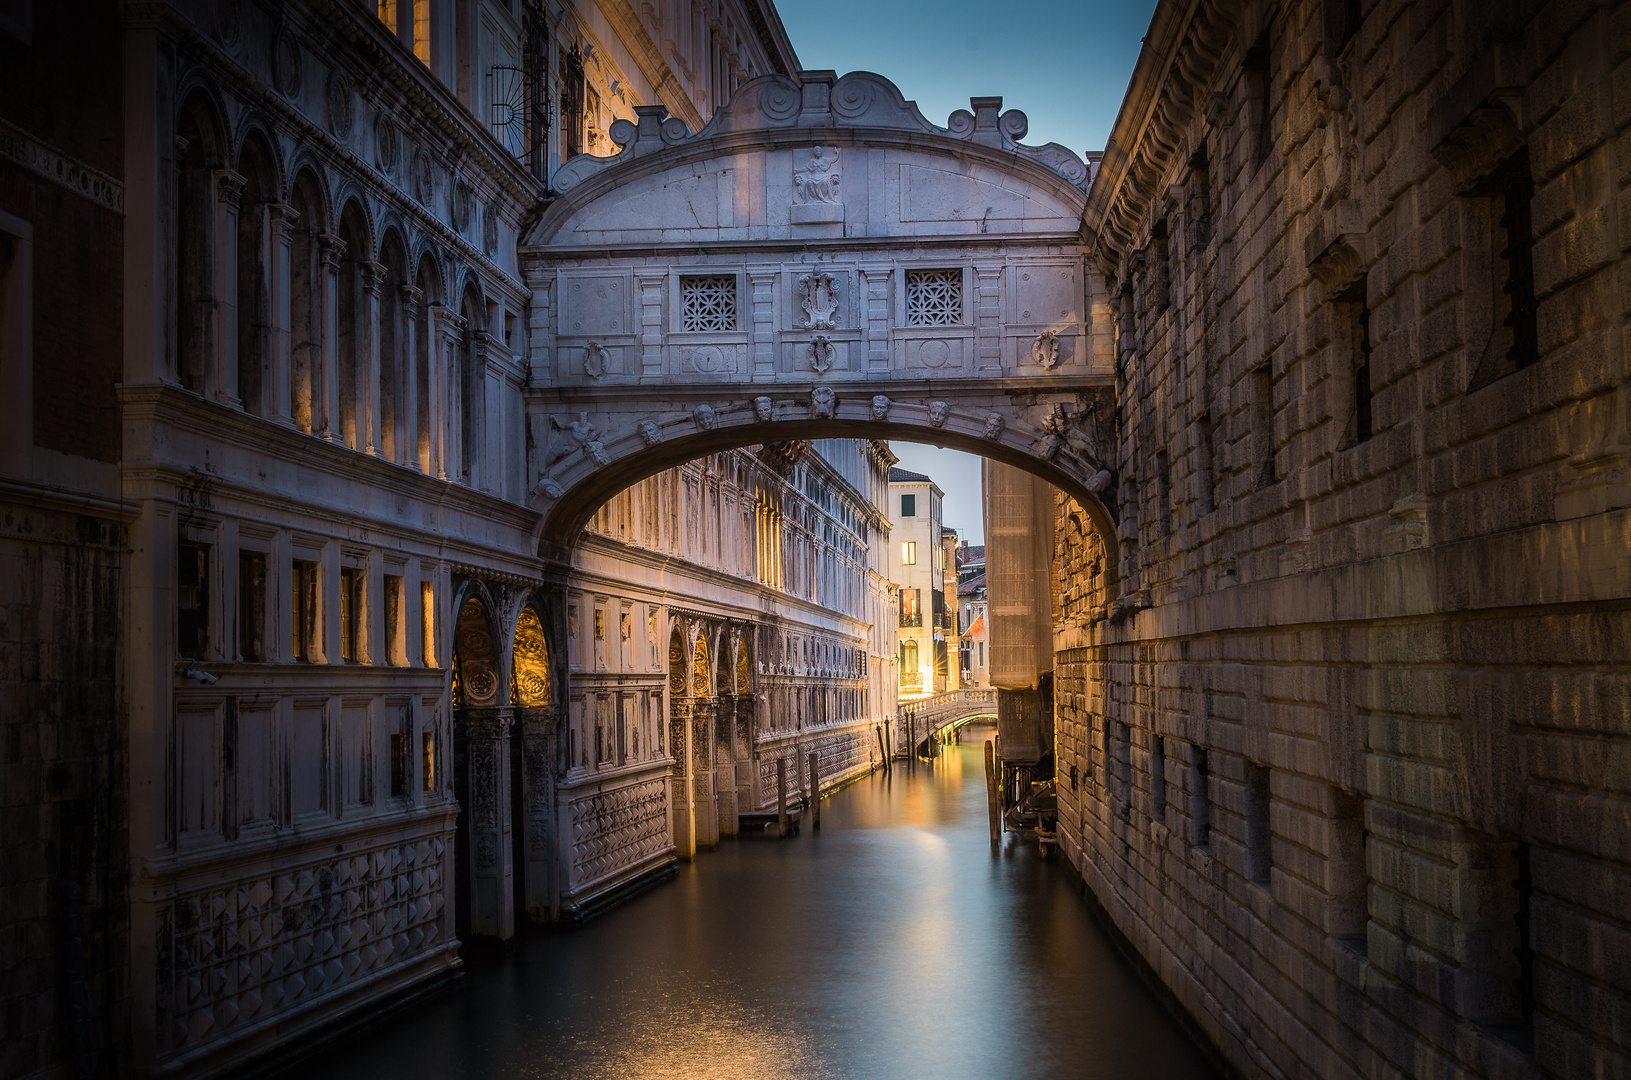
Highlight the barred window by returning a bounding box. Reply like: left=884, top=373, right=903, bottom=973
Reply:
left=905, top=269, right=962, bottom=326
left=680, top=275, right=737, bottom=331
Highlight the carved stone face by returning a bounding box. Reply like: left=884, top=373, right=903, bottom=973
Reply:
left=694, top=404, right=716, bottom=430
left=637, top=419, right=660, bottom=446
left=753, top=396, right=773, bottom=423
left=927, top=400, right=949, bottom=427
left=811, top=386, right=836, bottom=419
left=870, top=395, right=891, bottom=421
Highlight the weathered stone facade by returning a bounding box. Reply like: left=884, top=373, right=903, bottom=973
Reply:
left=1055, top=1, right=1631, bottom=1077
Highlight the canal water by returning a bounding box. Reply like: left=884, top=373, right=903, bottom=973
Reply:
left=280, top=730, right=1217, bottom=1080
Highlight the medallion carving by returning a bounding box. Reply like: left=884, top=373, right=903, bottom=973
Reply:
left=1033, top=330, right=1061, bottom=370
left=582, top=341, right=605, bottom=379
left=326, top=72, right=354, bottom=138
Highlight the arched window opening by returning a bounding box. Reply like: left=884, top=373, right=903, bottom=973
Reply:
left=336, top=204, right=367, bottom=449
left=459, top=283, right=485, bottom=486
left=512, top=607, right=551, bottom=708
left=692, top=631, right=711, bottom=700
left=235, top=135, right=275, bottom=416
left=414, top=255, right=438, bottom=473
left=377, top=232, right=407, bottom=464
left=288, top=172, right=323, bottom=433
left=175, top=100, right=221, bottom=394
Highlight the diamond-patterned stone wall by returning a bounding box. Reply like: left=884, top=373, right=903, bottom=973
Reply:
left=152, top=833, right=452, bottom=1063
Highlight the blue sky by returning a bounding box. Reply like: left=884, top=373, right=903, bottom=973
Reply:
left=778, top=0, right=1157, bottom=541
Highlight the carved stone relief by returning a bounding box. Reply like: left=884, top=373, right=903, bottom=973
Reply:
left=797, top=271, right=839, bottom=329
left=981, top=413, right=1005, bottom=440
left=807, top=335, right=834, bottom=374
left=694, top=404, right=716, bottom=431
left=753, top=396, right=773, bottom=422
left=811, top=386, right=836, bottom=419
left=870, top=395, right=891, bottom=421
left=792, top=146, right=841, bottom=204
left=637, top=419, right=660, bottom=446
left=272, top=28, right=301, bottom=98
left=1033, top=331, right=1061, bottom=370
left=326, top=72, right=354, bottom=139
left=927, top=400, right=949, bottom=427
left=375, top=115, right=401, bottom=177
left=552, top=412, right=608, bottom=466
left=582, top=341, right=605, bottom=379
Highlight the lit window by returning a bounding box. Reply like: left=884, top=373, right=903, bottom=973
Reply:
left=421, top=730, right=436, bottom=791
left=905, top=269, right=962, bottom=326
left=901, top=540, right=916, bottom=565
left=420, top=580, right=436, bottom=666
left=377, top=0, right=397, bottom=34
left=412, top=0, right=430, bottom=65
left=340, top=567, right=363, bottom=663
left=384, top=574, right=406, bottom=665
left=680, top=275, right=737, bottom=331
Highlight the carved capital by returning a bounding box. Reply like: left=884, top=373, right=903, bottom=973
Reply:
left=359, top=260, right=389, bottom=296
left=317, top=233, right=347, bottom=271
left=399, top=284, right=424, bottom=318
left=267, top=202, right=300, bottom=242
left=213, top=169, right=247, bottom=210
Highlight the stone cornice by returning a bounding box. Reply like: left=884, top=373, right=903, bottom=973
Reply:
left=1081, top=0, right=1241, bottom=273
left=117, top=383, right=542, bottom=560
left=590, top=0, right=707, bottom=133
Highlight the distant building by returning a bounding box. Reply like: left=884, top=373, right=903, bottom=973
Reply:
left=886, top=467, right=944, bottom=699
left=959, top=573, right=989, bottom=687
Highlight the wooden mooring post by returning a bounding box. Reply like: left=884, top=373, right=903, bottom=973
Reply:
left=777, top=757, right=788, bottom=838
left=875, top=724, right=889, bottom=775
left=808, top=751, right=821, bottom=830
left=984, top=740, right=1000, bottom=845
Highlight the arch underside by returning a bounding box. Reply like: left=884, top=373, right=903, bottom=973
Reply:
left=534, top=409, right=1119, bottom=589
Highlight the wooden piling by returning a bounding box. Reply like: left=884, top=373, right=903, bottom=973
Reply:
left=984, top=740, right=999, bottom=845
left=876, top=724, right=889, bottom=775
left=808, top=751, right=821, bottom=831
left=777, top=757, right=788, bottom=838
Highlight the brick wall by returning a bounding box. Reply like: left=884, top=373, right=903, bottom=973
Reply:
left=1059, top=0, right=1631, bottom=1077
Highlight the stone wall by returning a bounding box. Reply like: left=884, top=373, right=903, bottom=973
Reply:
left=1059, top=0, right=1631, bottom=1077
left=0, top=502, right=128, bottom=1080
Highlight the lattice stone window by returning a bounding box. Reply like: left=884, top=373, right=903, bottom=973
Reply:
left=906, top=268, right=963, bottom=326
left=680, top=274, right=738, bottom=331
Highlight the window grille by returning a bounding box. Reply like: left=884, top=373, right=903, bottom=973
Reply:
left=905, top=269, right=962, bottom=326
left=681, top=275, right=738, bottom=331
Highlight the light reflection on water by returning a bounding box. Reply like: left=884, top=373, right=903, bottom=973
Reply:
left=281, top=729, right=1217, bottom=1079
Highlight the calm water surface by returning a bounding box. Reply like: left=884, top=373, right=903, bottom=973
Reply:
left=283, top=731, right=1217, bottom=1080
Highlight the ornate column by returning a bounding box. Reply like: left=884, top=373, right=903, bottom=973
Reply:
left=266, top=204, right=299, bottom=426
left=735, top=690, right=756, bottom=811
left=359, top=261, right=387, bottom=456
left=212, top=170, right=246, bottom=407
left=692, top=696, right=718, bottom=847
left=458, top=706, right=515, bottom=939
left=470, top=330, right=500, bottom=492
left=515, top=704, right=557, bottom=920
left=669, top=693, right=694, bottom=859
left=316, top=233, right=347, bottom=441
left=715, top=688, right=738, bottom=837
left=400, top=285, right=422, bottom=470
left=429, top=304, right=458, bottom=480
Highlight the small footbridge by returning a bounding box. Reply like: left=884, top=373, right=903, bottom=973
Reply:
left=899, top=689, right=998, bottom=756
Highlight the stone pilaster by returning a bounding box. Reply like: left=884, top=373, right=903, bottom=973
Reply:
left=266, top=203, right=299, bottom=427
left=399, top=285, right=423, bottom=470
left=316, top=233, right=347, bottom=441
left=212, top=169, right=246, bottom=407
left=515, top=705, right=557, bottom=921
left=457, top=706, right=515, bottom=939
left=358, top=261, right=387, bottom=456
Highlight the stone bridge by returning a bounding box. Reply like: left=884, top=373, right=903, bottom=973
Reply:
left=519, top=71, right=1122, bottom=573
left=899, top=688, right=999, bottom=753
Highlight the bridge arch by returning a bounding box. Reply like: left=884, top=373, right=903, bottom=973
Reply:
left=520, top=68, right=1123, bottom=583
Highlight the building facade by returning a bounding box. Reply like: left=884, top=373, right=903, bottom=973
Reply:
left=886, top=467, right=943, bottom=699
left=1052, top=1, right=1631, bottom=1078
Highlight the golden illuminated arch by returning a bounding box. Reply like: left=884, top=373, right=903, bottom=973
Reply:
left=735, top=634, right=751, bottom=694
left=511, top=607, right=550, bottom=708
left=669, top=629, right=687, bottom=694
left=452, top=597, right=498, bottom=707
left=692, top=631, right=711, bottom=699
